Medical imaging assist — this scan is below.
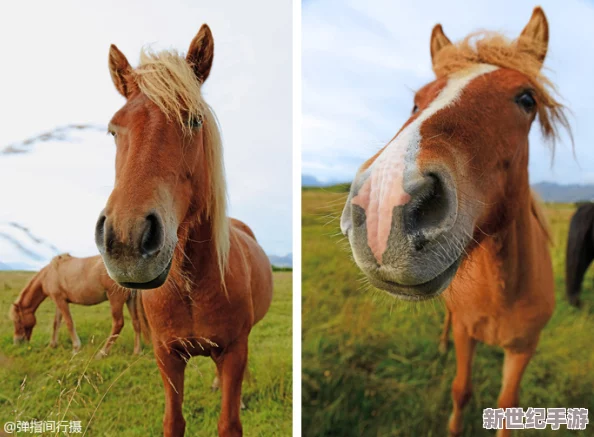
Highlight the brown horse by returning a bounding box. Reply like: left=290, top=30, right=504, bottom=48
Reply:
left=340, top=8, right=567, bottom=437
left=94, top=25, right=273, bottom=436
left=9, top=254, right=143, bottom=357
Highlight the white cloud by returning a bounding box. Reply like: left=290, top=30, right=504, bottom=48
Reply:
left=0, top=0, right=292, bottom=263
left=302, top=0, right=594, bottom=185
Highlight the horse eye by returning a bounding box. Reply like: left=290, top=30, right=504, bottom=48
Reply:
left=516, top=91, right=536, bottom=112
left=189, top=115, right=203, bottom=129
left=412, top=105, right=419, bottom=114
left=109, top=131, right=116, bottom=138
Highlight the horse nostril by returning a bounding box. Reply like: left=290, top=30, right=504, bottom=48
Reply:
left=95, top=214, right=107, bottom=253
left=140, top=213, right=165, bottom=258
left=404, top=174, right=449, bottom=234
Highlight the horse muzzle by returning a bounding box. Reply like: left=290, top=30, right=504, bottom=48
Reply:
left=342, top=167, right=471, bottom=299
left=95, top=208, right=177, bottom=288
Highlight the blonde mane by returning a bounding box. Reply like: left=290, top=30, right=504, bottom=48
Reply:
left=132, top=49, right=230, bottom=280
left=432, top=32, right=571, bottom=146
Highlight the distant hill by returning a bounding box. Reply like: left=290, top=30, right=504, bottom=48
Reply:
left=1, top=254, right=292, bottom=271
left=532, top=182, right=594, bottom=203
left=302, top=174, right=327, bottom=187
left=268, top=253, right=292, bottom=268
left=0, top=261, right=37, bottom=271
left=303, top=175, right=594, bottom=204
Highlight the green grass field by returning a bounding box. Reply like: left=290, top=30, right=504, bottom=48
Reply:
left=302, top=188, right=594, bottom=437
left=0, top=271, right=292, bottom=436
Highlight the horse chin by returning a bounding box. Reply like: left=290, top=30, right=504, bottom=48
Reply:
left=119, top=258, right=173, bottom=290
left=367, top=257, right=462, bottom=300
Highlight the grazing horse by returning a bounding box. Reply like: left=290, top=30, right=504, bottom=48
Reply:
left=565, top=203, right=594, bottom=307
left=95, top=25, right=273, bottom=436
left=9, top=254, right=143, bottom=356
left=340, top=8, right=567, bottom=436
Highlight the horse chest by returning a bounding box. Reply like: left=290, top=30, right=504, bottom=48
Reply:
left=143, top=289, right=250, bottom=357
left=454, top=293, right=550, bottom=350
left=449, top=233, right=554, bottom=349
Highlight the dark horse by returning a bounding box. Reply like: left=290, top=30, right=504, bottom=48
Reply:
left=566, top=203, right=594, bottom=307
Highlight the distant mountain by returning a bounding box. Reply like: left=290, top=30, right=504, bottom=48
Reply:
left=303, top=175, right=594, bottom=204
left=1, top=256, right=291, bottom=272
left=532, top=182, right=594, bottom=203
left=302, top=174, right=348, bottom=187
left=0, top=261, right=37, bottom=271
left=268, top=253, right=292, bottom=268
left=302, top=174, right=327, bottom=187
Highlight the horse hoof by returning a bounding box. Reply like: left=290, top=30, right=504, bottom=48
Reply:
left=49, top=342, right=57, bottom=349
left=95, top=350, right=107, bottom=360
left=438, top=340, right=449, bottom=354
left=448, top=415, right=462, bottom=436
left=447, top=425, right=462, bottom=437
left=240, top=399, right=247, bottom=410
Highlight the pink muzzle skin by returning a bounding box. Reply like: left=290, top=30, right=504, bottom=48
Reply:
left=351, top=148, right=412, bottom=265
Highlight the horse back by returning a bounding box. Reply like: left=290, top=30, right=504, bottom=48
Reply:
left=229, top=220, right=273, bottom=326
left=51, top=255, right=112, bottom=305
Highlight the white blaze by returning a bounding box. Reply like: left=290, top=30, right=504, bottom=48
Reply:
left=351, top=64, right=499, bottom=264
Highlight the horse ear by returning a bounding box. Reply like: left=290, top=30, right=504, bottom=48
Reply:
left=187, top=24, right=214, bottom=83
left=518, top=7, right=549, bottom=67
left=430, top=24, right=452, bottom=65
left=109, top=44, right=134, bottom=98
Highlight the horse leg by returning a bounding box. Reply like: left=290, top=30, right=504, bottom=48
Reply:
left=97, top=300, right=125, bottom=358
left=448, top=319, right=476, bottom=436
left=126, top=293, right=142, bottom=355
left=439, top=309, right=452, bottom=354
left=565, top=223, right=594, bottom=307
left=212, top=367, right=246, bottom=409
left=566, top=249, right=592, bottom=308
left=496, top=348, right=535, bottom=437
left=49, top=307, right=62, bottom=348
left=156, top=346, right=187, bottom=437
left=215, top=336, right=248, bottom=437
left=54, top=299, right=81, bottom=352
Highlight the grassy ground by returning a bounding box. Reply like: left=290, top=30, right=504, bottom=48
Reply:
left=302, top=188, right=594, bottom=437
left=0, top=271, right=292, bottom=436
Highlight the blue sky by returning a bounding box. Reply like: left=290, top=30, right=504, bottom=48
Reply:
left=302, top=0, right=594, bottom=184
left=0, top=0, right=292, bottom=267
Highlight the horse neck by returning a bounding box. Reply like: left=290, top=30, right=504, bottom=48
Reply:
left=17, top=269, right=48, bottom=313
left=171, top=215, right=222, bottom=289
left=467, top=184, right=541, bottom=295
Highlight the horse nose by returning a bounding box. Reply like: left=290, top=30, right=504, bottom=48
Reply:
left=346, top=168, right=456, bottom=264
left=95, top=211, right=165, bottom=258
left=402, top=173, right=453, bottom=238
left=139, top=213, right=165, bottom=257
left=94, top=212, right=109, bottom=254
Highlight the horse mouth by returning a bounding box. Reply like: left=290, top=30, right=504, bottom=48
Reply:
left=119, top=258, right=173, bottom=290
left=367, top=257, right=462, bottom=300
